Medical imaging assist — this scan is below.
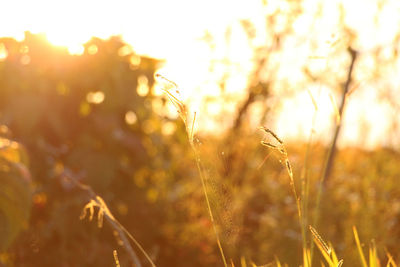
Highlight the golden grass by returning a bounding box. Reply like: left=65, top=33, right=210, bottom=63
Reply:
left=352, top=226, right=398, bottom=267
left=113, top=250, right=121, bottom=267
left=153, top=73, right=398, bottom=267
left=72, top=177, right=156, bottom=267
left=156, top=73, right=228, bottom=267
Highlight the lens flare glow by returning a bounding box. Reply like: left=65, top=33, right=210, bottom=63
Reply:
left=0, top=0, right=399, bottom=148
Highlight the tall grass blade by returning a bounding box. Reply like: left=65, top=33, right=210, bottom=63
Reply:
left=241, top=256, right=247, bottom=267
left=156, top=74, right=228, bottom=267
left=309, top=226, right=334, bottom=266
left=386, top=251, right=397, bottom=267
left=353, top=226, right=368, bottom=267
left=274, top=256, right=282, bottom=267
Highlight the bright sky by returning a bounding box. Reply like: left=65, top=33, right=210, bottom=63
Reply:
left=1, top=0, right=400, bottom=148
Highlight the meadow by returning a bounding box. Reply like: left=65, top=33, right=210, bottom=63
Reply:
left=0, top=33, right=399, bottom=267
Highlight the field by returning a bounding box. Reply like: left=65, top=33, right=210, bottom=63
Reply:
left=0, top=32, right=400, bottom=267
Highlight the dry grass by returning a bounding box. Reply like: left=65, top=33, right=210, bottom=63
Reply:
left=69, top=73, right=399, bottom=267
left=156, top=73, right=228, bottom=267
left=71, top=176, right=156, bottom=267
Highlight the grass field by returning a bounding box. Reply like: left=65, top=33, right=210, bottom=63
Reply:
left=1, top=33, right=399, bottom=267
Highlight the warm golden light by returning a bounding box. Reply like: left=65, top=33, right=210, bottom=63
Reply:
left=137, top=75, right=149, bottom=97
left=20, top=54, right=31, bottom=65
left=125, top=111, right=138, bottom=125
left=86, top=91, right=105, bottom=104
left=129, top=55, right=141, bottom=69
left=87, top=44, right=98, bottom=55
left=19, top=45, right=29, bottom=54
left=2, top=2, right=400, bottom=267
left=1, top=0, right=399, bottom=148
left=118, top=45, right=133, bottom=57
left=0, top=43, right=8, bottom=61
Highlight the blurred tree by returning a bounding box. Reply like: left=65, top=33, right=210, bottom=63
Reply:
left=0, top=32, right=174, bottom=266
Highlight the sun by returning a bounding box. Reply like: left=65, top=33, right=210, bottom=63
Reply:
left=45, top=31, right=87, bottom=55
left=0, top=0, right=127, bottom=55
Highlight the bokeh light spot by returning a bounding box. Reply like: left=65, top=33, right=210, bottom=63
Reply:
left=125, top=111, right=138, bottom=125
left=87, top=44, right=98, bottom=55
left=118, top=45, right=132, bottom=57
left=161, top=121, right=176, bottom=136
left=129, top=54, right=141, bottom=69
left=67, top=44, right=85, bottom=55
left=137, top=75, right=149, bottom=96
left=86, top=91, right=105, bottom=104
left=0, top=43, right=8, bottom=61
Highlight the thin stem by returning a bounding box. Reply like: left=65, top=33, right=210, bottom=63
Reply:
left=71, top=177, right=155, bottom=267
left=157, top=74, right=228, bottom=266
left=192, top=147, right=228, bottom=267
left=304, top=110, right=317, bottom=264
left=261, top=128, right=305, bottom=265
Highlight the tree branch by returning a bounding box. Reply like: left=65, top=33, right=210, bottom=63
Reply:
left=322, top=47, right=358, bottom=184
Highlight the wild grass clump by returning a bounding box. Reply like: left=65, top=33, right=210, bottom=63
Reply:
left=155, top=74, right=398, bottom=267
left=73, top=73, right=398, bottom=267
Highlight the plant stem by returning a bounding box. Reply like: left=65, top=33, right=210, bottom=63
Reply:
left=192, top=147, right=228, bottom=267
left=71, top=177, right=155, bottom=267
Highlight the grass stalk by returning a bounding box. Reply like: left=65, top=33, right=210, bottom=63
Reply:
left=156, top=74, right=228, bottom=267
left=193, top=147, right=228, bottom=267
left=353, top=226, right=368, bottom=267
left=304, top=94, right=318, bottom=264
left=70, top=176, right=156, bottom=267
left=260, top=127, right=306, bottom=265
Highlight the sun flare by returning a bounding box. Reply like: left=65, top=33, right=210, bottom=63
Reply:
left=1, top=0, right=399, bottom=148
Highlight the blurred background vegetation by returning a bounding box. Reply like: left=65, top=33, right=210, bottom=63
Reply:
left=1, top=0, right=400, bottom=266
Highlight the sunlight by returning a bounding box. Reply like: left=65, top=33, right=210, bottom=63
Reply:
left=0, top=43, right=8, bottom=61
left=86, top=91, right=105, bottom=104
left=0, top=0, right=399, bottom=148
left=46, top=32, right=86, bottom=55
left=125, top=111, right=138, bottom=125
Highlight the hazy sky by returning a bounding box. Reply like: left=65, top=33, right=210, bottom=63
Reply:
left=1, top=0, right=400, bottom=148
